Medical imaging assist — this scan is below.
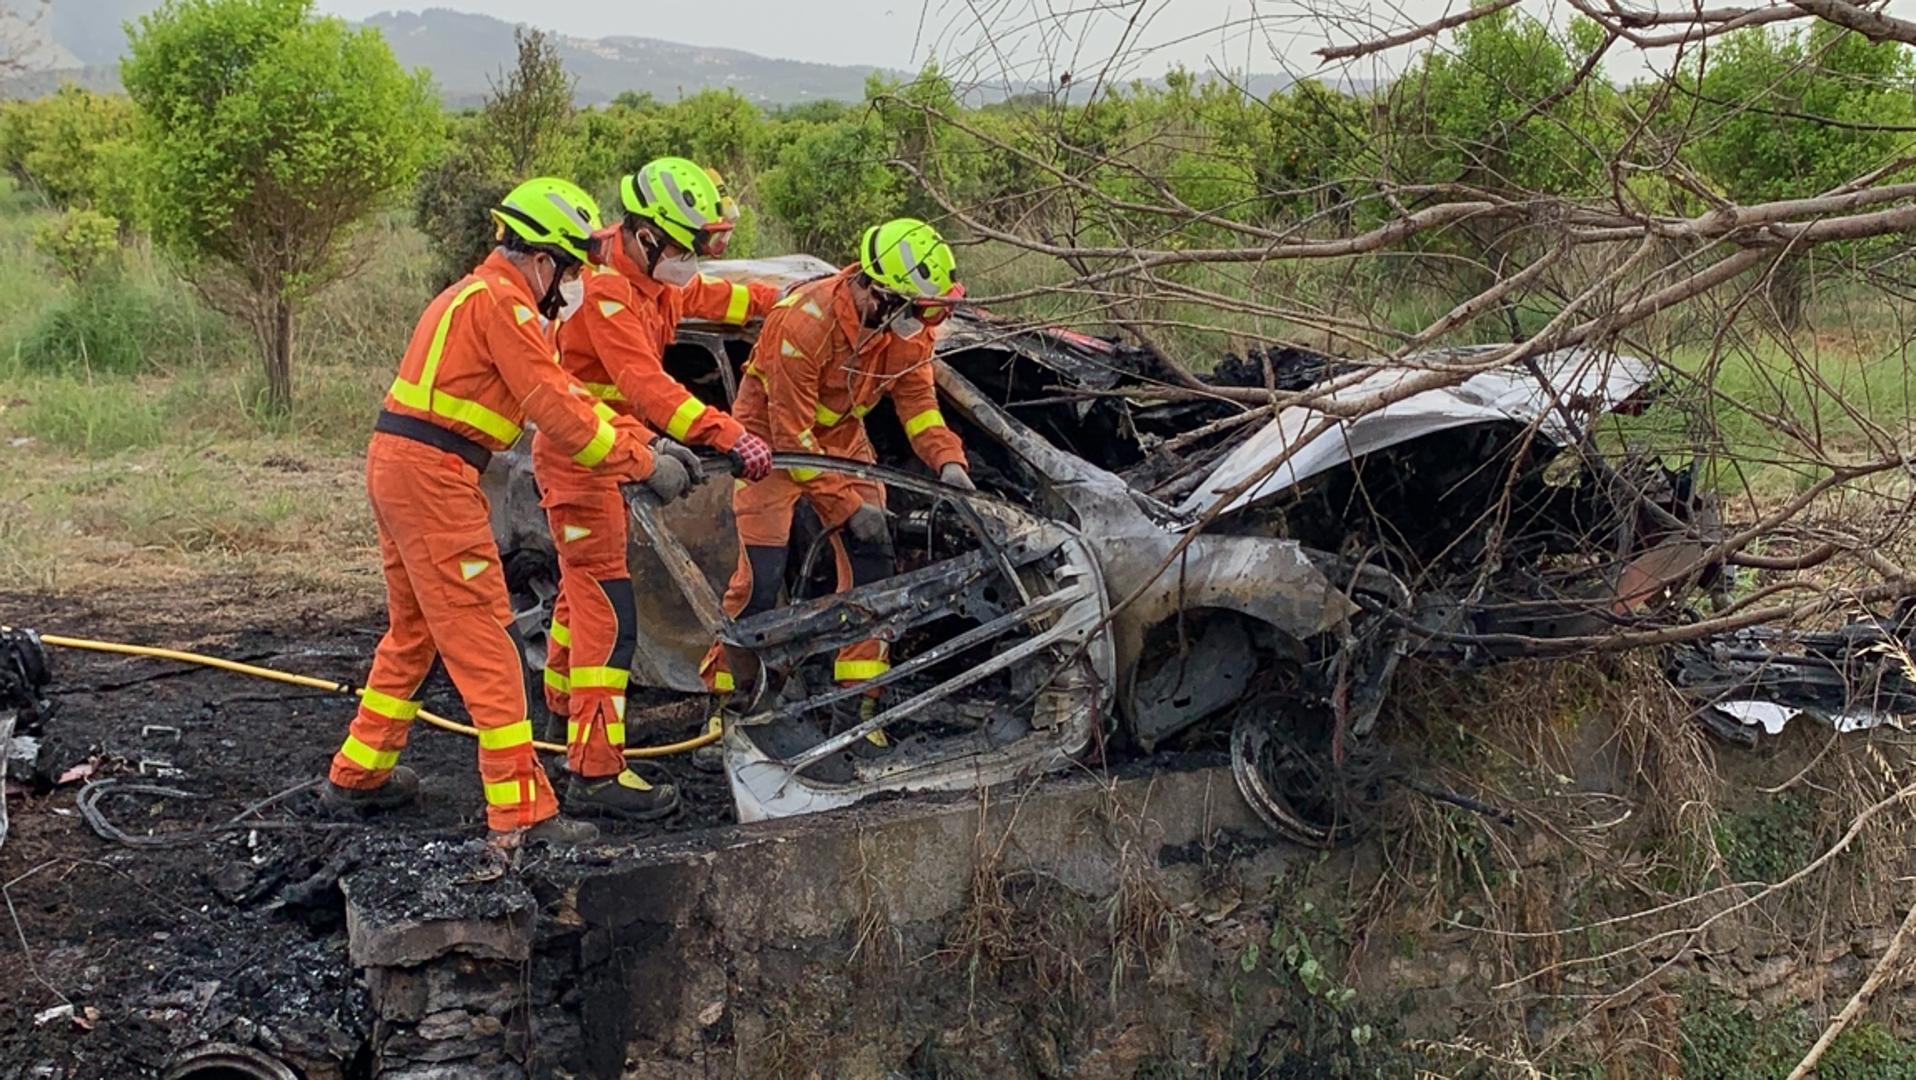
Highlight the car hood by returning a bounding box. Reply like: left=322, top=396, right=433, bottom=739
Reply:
left=1177, top=346, right=1653, bottom=522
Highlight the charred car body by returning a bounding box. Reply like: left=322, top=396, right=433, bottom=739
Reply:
left=486, top=255, right=1889, bottom=845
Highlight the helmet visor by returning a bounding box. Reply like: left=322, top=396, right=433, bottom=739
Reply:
left=910, top=282, right=964, bottom=327
left=696, top=220, right=735, bottom=259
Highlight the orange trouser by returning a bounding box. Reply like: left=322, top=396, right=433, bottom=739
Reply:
left=699, top=470, right=893, bottom=693
left=329, top=432, right=557, bottom=832
left=532, top=433, right=633, bottom=779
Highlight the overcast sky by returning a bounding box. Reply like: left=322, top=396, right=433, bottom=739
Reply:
left=313, top=0, right=1916, bottom=87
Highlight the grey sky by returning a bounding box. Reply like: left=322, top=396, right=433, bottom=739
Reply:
left=315, top=0, right=1916, bottom=86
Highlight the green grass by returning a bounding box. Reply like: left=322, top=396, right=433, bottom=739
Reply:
left=0, top=182, right=411, bottom=593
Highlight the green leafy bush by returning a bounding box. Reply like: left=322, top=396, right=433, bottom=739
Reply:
left=33, top=208, right=122, bottom=285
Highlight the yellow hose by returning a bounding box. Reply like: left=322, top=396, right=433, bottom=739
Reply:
left=36, top=633, right=718, bottom=758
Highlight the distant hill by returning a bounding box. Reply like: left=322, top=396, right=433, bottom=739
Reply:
left=45, top=0, right=149, bottom=68
left=9, top=4, right=1329, bottom=107
left=11, top=3, right=894, bottom=107
left=365, top=9, right=893, bottom=107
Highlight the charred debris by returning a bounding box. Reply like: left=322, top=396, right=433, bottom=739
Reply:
left=474, top=262, right=1916, bottom=848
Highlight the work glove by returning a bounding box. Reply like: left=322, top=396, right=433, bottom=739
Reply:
left=651, top=438, right=705, bottom=488
left=637, top=453, right=691, bottom=505
left=938, top=463, right=975, bottom=492
left=845, top=501, right=889, bottom=545
left=729, top=431, right=774, bottom=482
left=600, top=414, right=657, bottom=484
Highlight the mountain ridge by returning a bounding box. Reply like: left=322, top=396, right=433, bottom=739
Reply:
left=11, top=4, right=1323, bottom=106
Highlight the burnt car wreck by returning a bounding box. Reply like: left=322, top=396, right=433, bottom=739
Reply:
left=486, top=256, right=1910, bottom=846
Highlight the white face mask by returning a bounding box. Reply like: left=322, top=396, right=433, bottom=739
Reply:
left=557, top=277, right=585, bottom=320
left=891, top=312, right=927, bottom=339
left=654, top=252, right=698, bottom=287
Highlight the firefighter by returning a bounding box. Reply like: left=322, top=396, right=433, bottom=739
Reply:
left=699, top=217, right=970, bottom=747
left=535, top=157, right=779, bottom=817
left=322, top=178, right=694, bottom=847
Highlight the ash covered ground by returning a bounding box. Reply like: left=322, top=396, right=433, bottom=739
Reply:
left=0, top=580, right=726, bottom=1079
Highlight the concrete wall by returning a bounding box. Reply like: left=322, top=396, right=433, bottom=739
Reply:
left=344, top=762, right=1302, bottom=1078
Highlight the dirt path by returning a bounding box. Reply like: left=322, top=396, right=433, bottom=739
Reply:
left=0, top=579, right=728, bottom=1078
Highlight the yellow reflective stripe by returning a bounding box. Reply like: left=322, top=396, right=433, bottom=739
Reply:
left=666, top=397, right=708, bottom=442
left=387, top=281, right=524, bottom=445
left=438, top=396, right=524, bottom=444
left=566, top=718, right=626, bottom=744
left=853, top=402, right=874, bottom=419
left=543, top=667, right=570, bottom=692
left=585, top=382, right=626, bottom=402
left=477, top=719, right=534, bottom=752
left=358, top=689, right=421, bottom=721
left=570, top=666, right=630, bottom=691
left=774, top=291, right=804, bottom=309
left=795, top=429, right=817, bottom=449
left=591, top=400, right=618, bottom=422
left=814, top=402, right=844, bottom=426
left=404, top=280, right=486, bottom=398
left=834, top=659, right=892, bottom=681
left=903, top=409, right=947, bottom=439
left=484, top=779, right=527, bottom=806
left=339, top=736, right=400, bottom=771
left=724, top=283, right=751, bottom=324
left=788, top=467, right=822, bottom=482
left=573, top=417, right=617, bottom=467
left=711, top=670, right=735, bottom=692
left=549, top=620, right=571, bottom=647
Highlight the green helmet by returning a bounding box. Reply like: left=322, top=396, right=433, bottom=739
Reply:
left=492, top=177, right=600, bottom=264
left=860, top=218, right=958, bottom=302
left=622, top=157, right=733, bottom=256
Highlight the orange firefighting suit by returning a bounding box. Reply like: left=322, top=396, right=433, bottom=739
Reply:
left=534, top=229, right=775, bottom=777
left=699, top=266, right=967, bottom=694
left=329, top=251, right=657, bottom=832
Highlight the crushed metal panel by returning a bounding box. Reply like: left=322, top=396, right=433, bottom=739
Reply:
left=678, top=254, right=836, bottom=318
left=1178, top=347, right=1653, bottom=521
left=483, top=450, right=738, bottom=693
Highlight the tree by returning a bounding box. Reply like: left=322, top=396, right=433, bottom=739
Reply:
left=1686, top=24, right=1916, bottom=324
left=1384, top=9, right=1615, bottom=198
left=3, top=85, right=140, bottom=217
left=414, top=28, right=577, bottom=288
left=480, top=28, right=581, bottom=178
left=1377, top=9, right=1621, bottom=299
left=759, top=115, right=904, bottom=257
left=123, top=0, right=439, bottom=414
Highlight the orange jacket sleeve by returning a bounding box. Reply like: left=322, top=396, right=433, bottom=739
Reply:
left=887, top=342, right=967, bottom=472
left=677, top=272, right=779, bottom=327
left=757, top=307, right=865, bottom=526
left=584, top=276, right=747, bottom=452
left=480, top=290, right=651, bottom=479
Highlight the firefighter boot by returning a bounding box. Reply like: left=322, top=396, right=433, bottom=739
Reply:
left=565, top=769, right=680, bottom=821
left=320, top=765, right=420, bottom=814
left=834, top=694, right=892, bottom=761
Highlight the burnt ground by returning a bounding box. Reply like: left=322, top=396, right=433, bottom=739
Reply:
left=0, top=579, right=727, bottom=1079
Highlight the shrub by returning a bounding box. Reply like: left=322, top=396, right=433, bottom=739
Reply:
left=32, top=208, right=122, bottom=285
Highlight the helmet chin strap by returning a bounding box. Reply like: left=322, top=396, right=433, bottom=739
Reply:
left=636, top=224, right=670, bottom=276
left=532, top=254, right=568, bottom=319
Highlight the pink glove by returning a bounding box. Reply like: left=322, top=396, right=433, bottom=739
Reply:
left=730, top=431, right=774, bottom=482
